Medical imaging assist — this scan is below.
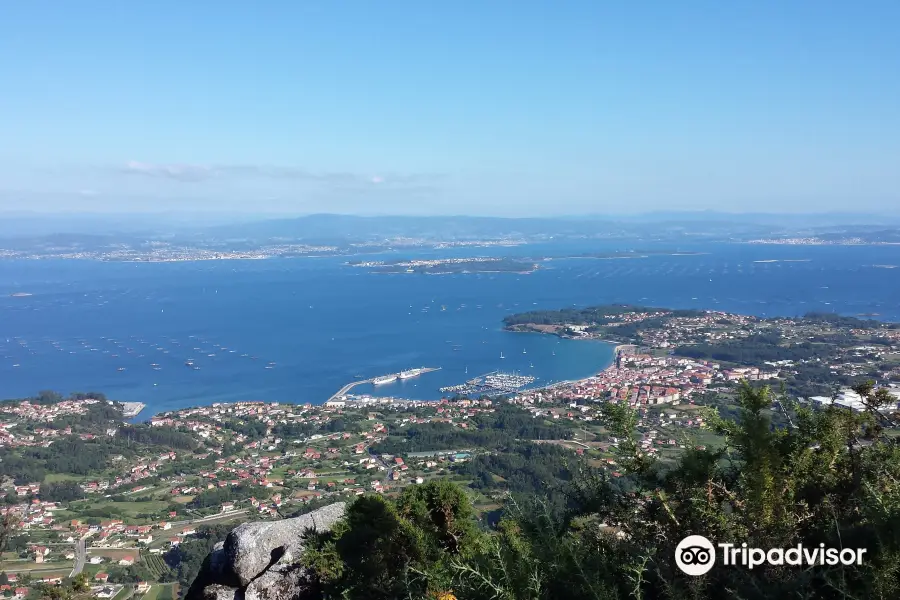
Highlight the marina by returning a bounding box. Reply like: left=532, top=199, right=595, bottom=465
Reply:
left=439, top=370, right=537, bottom=396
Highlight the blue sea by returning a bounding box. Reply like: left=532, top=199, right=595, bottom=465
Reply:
left=1, top=241, right=899, bottom=417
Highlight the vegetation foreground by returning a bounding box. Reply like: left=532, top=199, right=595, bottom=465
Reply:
left=296, top=382, right=900, bottom=600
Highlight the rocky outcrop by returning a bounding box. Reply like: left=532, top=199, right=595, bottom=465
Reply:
left=186, top=503, right=346, bottom=600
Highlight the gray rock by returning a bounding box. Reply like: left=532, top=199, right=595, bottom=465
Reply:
left=207, top=542, right=242, bottom=588
left=186, top=543, right=239, bottom=600
left=223, top=502, right=346, bottom=587
left=185, top=502, right=346, bottom=600
left=201, top=584, right=243, bottom=600
left=244, top=563, right=312, bottom=600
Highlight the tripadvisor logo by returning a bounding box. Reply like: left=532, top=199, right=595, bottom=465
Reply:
left=675, top=535, right=867, bottom=576
left=675, top=535, right=717, bottom=576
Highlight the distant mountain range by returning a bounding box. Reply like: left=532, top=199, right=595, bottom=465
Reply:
left=201, top=212, right=900, bottom=244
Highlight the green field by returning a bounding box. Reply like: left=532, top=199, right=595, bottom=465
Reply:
left=112, top=587, right=132, bottom=600
left=141, top=552, right=168, bottom=579
left=135, top=583, right=177, bottom=600
left=44, top=472, right=84, bottom=483
left=71, top=499, right=170, bottom=518
left=3, top=560, right=71, bottom=573
left=141, top=585, right=160, bottom=600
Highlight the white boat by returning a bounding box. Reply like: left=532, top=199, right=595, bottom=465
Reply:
left=500, top=352, right=505, bottom=359
left=399, top=368, right=424, bottom=379
left=373, top=375, right=397, bottom=385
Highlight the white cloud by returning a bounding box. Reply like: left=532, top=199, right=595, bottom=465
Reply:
left=119, top=161, right=439, bottom=188
left=123, top=161, right=215, bottom=182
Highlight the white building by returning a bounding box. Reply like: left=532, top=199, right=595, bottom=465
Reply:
left=810, top=389, right=867, bottom=412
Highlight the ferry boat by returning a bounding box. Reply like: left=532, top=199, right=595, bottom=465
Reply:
left=399, top=368, right=425, bottom=379
left=373, top=374, right=398, bottom=385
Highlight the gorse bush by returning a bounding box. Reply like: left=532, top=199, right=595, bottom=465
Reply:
left=303, top=480, right=483, bottom=599
left=301, top=382, right=900, bottom=599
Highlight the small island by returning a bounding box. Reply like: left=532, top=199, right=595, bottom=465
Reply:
left=348, top=257, right=539, bottom=274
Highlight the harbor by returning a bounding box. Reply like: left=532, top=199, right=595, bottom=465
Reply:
left=120, top=401, right=146, bottom=418
left=327, top=367, right=442, bottom=402
left=439, top=370, right=537, bottom=396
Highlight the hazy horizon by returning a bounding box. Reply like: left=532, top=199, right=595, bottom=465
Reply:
left=3, top=2, right=899, bottom=216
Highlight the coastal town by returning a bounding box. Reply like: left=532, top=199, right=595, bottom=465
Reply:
left=0, top=236, right=527, bottom=263
left=0, top=243, right=343, bottom=263
left=2, top=306, right=900, bottom=598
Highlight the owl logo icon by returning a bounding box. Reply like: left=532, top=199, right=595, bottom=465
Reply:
left=676, top=535, right=716, bottom=576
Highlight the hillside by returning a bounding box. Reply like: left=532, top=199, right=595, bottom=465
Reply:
left=182, top=382, right=900, bottom=600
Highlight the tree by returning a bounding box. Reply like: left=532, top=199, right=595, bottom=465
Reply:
left=300, top=383, right=900, bottom=600
left=0, top=509, right=20, bottom=569
left=303, top=481, right=483, bottom=600
left=449, top=382, right=900, bottom=599
left=70, top=573, right=89, bottom=594
left=39, top=482, right=84, bottom=503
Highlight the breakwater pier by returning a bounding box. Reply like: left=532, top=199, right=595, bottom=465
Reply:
left=327, top=367, right=441, bottom=402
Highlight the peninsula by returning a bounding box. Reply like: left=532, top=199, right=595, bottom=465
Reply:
left=504, top=303, right=900, bottom=399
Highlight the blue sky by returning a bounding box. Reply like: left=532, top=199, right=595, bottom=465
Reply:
left=2, top=1, right=899, bottom=216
